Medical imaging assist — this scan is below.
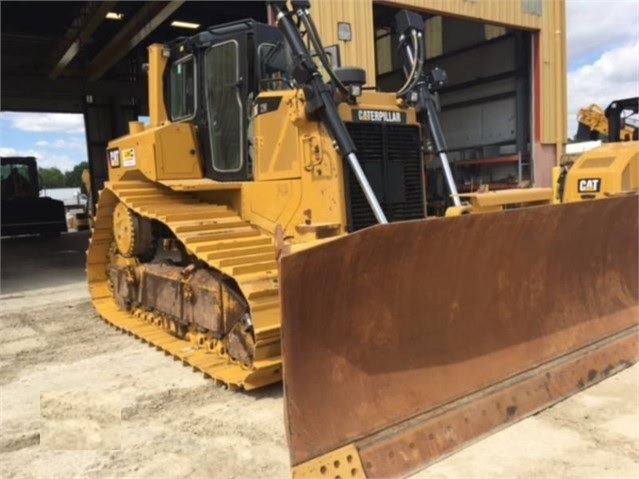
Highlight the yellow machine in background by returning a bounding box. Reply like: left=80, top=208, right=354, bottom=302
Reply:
left=576, top=99, right=638, bottom=142
left=81, top=168, right=92, bottom=210
left=86, top=2, right=637, bottom=478
left=70, top=168, right=94, bottom=231
left=557, top=97, right=638, bottom=203
left=557, top=141, right=638, bottom=202
left=447, top=136, right=638, bottom=215
left=448, top=96, right=638, bottom=214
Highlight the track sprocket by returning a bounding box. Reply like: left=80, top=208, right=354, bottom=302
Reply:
left=112, top=201, right=156, bottom=260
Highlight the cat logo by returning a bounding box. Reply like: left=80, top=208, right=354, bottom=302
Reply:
left=107, top=148, right=120, bottom=168
left=577, top=178, right=601, bottom=193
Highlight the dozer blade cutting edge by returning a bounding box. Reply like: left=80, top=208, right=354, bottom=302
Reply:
left=280, top=195, right=639, bottom=478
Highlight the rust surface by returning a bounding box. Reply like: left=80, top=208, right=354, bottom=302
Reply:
left=87, top=181, right=283, bottom=390
left=358, top=327, right=638, bottom=478
left=108, top=264, right=137, bottom=310
left=138, top=263, right=184, bottom=322
left=279, top=195, right=639, bottom=472
left=183, top=269, right=224, bottom=333
left=136, top=263, right=249, bottom=341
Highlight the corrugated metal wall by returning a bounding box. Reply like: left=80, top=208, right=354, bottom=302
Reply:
left=312, top=0, right=566, bottom=146
left=312, top=0, right=376, bottom=88
left=376, top=0, right=542, bottom=29
left=538, top=0, right=566, bottom=145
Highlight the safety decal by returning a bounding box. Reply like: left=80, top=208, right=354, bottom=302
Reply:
left=255, top=96, right=283, bottom=115
left=122, top=148, right=136, bottom=167
left=107, top=148, right=120, bottom=168
left=577, top=178, right=601, bottom=193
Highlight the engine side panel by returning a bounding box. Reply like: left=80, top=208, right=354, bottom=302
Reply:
left=564, top=141, right=639, bottom=202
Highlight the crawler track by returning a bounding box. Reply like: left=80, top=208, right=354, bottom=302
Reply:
left=87, top=180, right=282, bottom=390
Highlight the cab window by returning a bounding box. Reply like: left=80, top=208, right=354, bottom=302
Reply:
left=169, top=55, right=196, bottom=121
left=205, top=40, right=243, bottom=172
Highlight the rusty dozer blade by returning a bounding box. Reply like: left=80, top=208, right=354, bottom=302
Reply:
left=280, top=195, right=639, bottom=478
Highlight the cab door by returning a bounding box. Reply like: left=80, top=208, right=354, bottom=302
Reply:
left=200, top=34, right=250, bottom=181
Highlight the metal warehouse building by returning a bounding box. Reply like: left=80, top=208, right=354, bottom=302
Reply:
left=1, top=0, right=566, bottom=204
left=312, top=0, right=566, bottom=202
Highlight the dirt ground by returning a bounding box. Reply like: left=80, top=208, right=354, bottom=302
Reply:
left=1, top=233, right=638, bottom=479
left=0, top=284, right=288, bottom=479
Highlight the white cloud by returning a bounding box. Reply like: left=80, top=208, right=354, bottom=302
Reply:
left=566, top=0, right=639, bottom=65
left=566, top=1, right=639, bottom=137
left=0, top=112, right=84, bottom=134
left=40, top=155, right=82, bottom=173
left=567, top=41, right=639, bottom=136
left=35, top=138, right=86, bottom=150
left=0, top=147, right=82, bottom=172
left=0, top=147, right=39, bottom=158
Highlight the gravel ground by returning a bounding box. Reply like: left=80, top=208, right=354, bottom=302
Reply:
left=0, top=285, right=288, bottom=479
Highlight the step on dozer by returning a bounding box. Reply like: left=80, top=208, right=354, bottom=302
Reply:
left=280, top=194, right=638, bottom=478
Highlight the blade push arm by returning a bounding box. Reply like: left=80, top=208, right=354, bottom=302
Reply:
left=395, top=10, right=461, bottom=207
left=268, top=1, right=388, bottom=224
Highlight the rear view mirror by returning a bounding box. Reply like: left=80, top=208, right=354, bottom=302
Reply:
left=263, top=42, right=289, bottom=75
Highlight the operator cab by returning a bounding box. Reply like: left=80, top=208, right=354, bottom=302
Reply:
left=164, top=20, right=291, bottom=182
left=1, top=156, right=39, bottom=198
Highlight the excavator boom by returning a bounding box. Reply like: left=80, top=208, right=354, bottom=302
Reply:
left=280, top=195, right=638, bottom=477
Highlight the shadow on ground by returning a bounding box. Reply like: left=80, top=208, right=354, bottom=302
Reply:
left=1, top=231, right=90, bottom=294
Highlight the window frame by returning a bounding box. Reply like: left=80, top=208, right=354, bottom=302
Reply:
left=169, top=54, right=197, bottom=122
left=204, top=39, right=245, bottom=174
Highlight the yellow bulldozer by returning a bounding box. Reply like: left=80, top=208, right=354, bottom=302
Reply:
left=87, top=2, right=638, bottom=477
left=447, top=96, right=638, bottom=214
left=555, top=97, right=638, bottom=202
left=576, top=98, right=638, bottom=143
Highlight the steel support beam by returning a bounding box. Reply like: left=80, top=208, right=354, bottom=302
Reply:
left=1, top=75, right=146, bottom=114
left=48, top=1, right=117, bottom=79
left=0, top=96, right=85, bottom=114
left=0, top=94, right=148, bottom=116
left=1, top=75, right=145, bottom=100
left=514, top=31, right=531, bottom=159
left=84, top=97, right=140, bottom=196
left=87, top=1, right=185, bottom=81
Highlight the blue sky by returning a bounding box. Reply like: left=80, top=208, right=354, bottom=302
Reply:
left=1, top=0, right=638, bottom=172
left=565, top=0, right=639, bottom=123
left=0, top=113, right=87, bottom=171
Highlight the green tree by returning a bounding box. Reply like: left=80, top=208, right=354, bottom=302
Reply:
left=64, top=161, right=89, bottom=190
left=38, top=167, right=66, bottom=189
